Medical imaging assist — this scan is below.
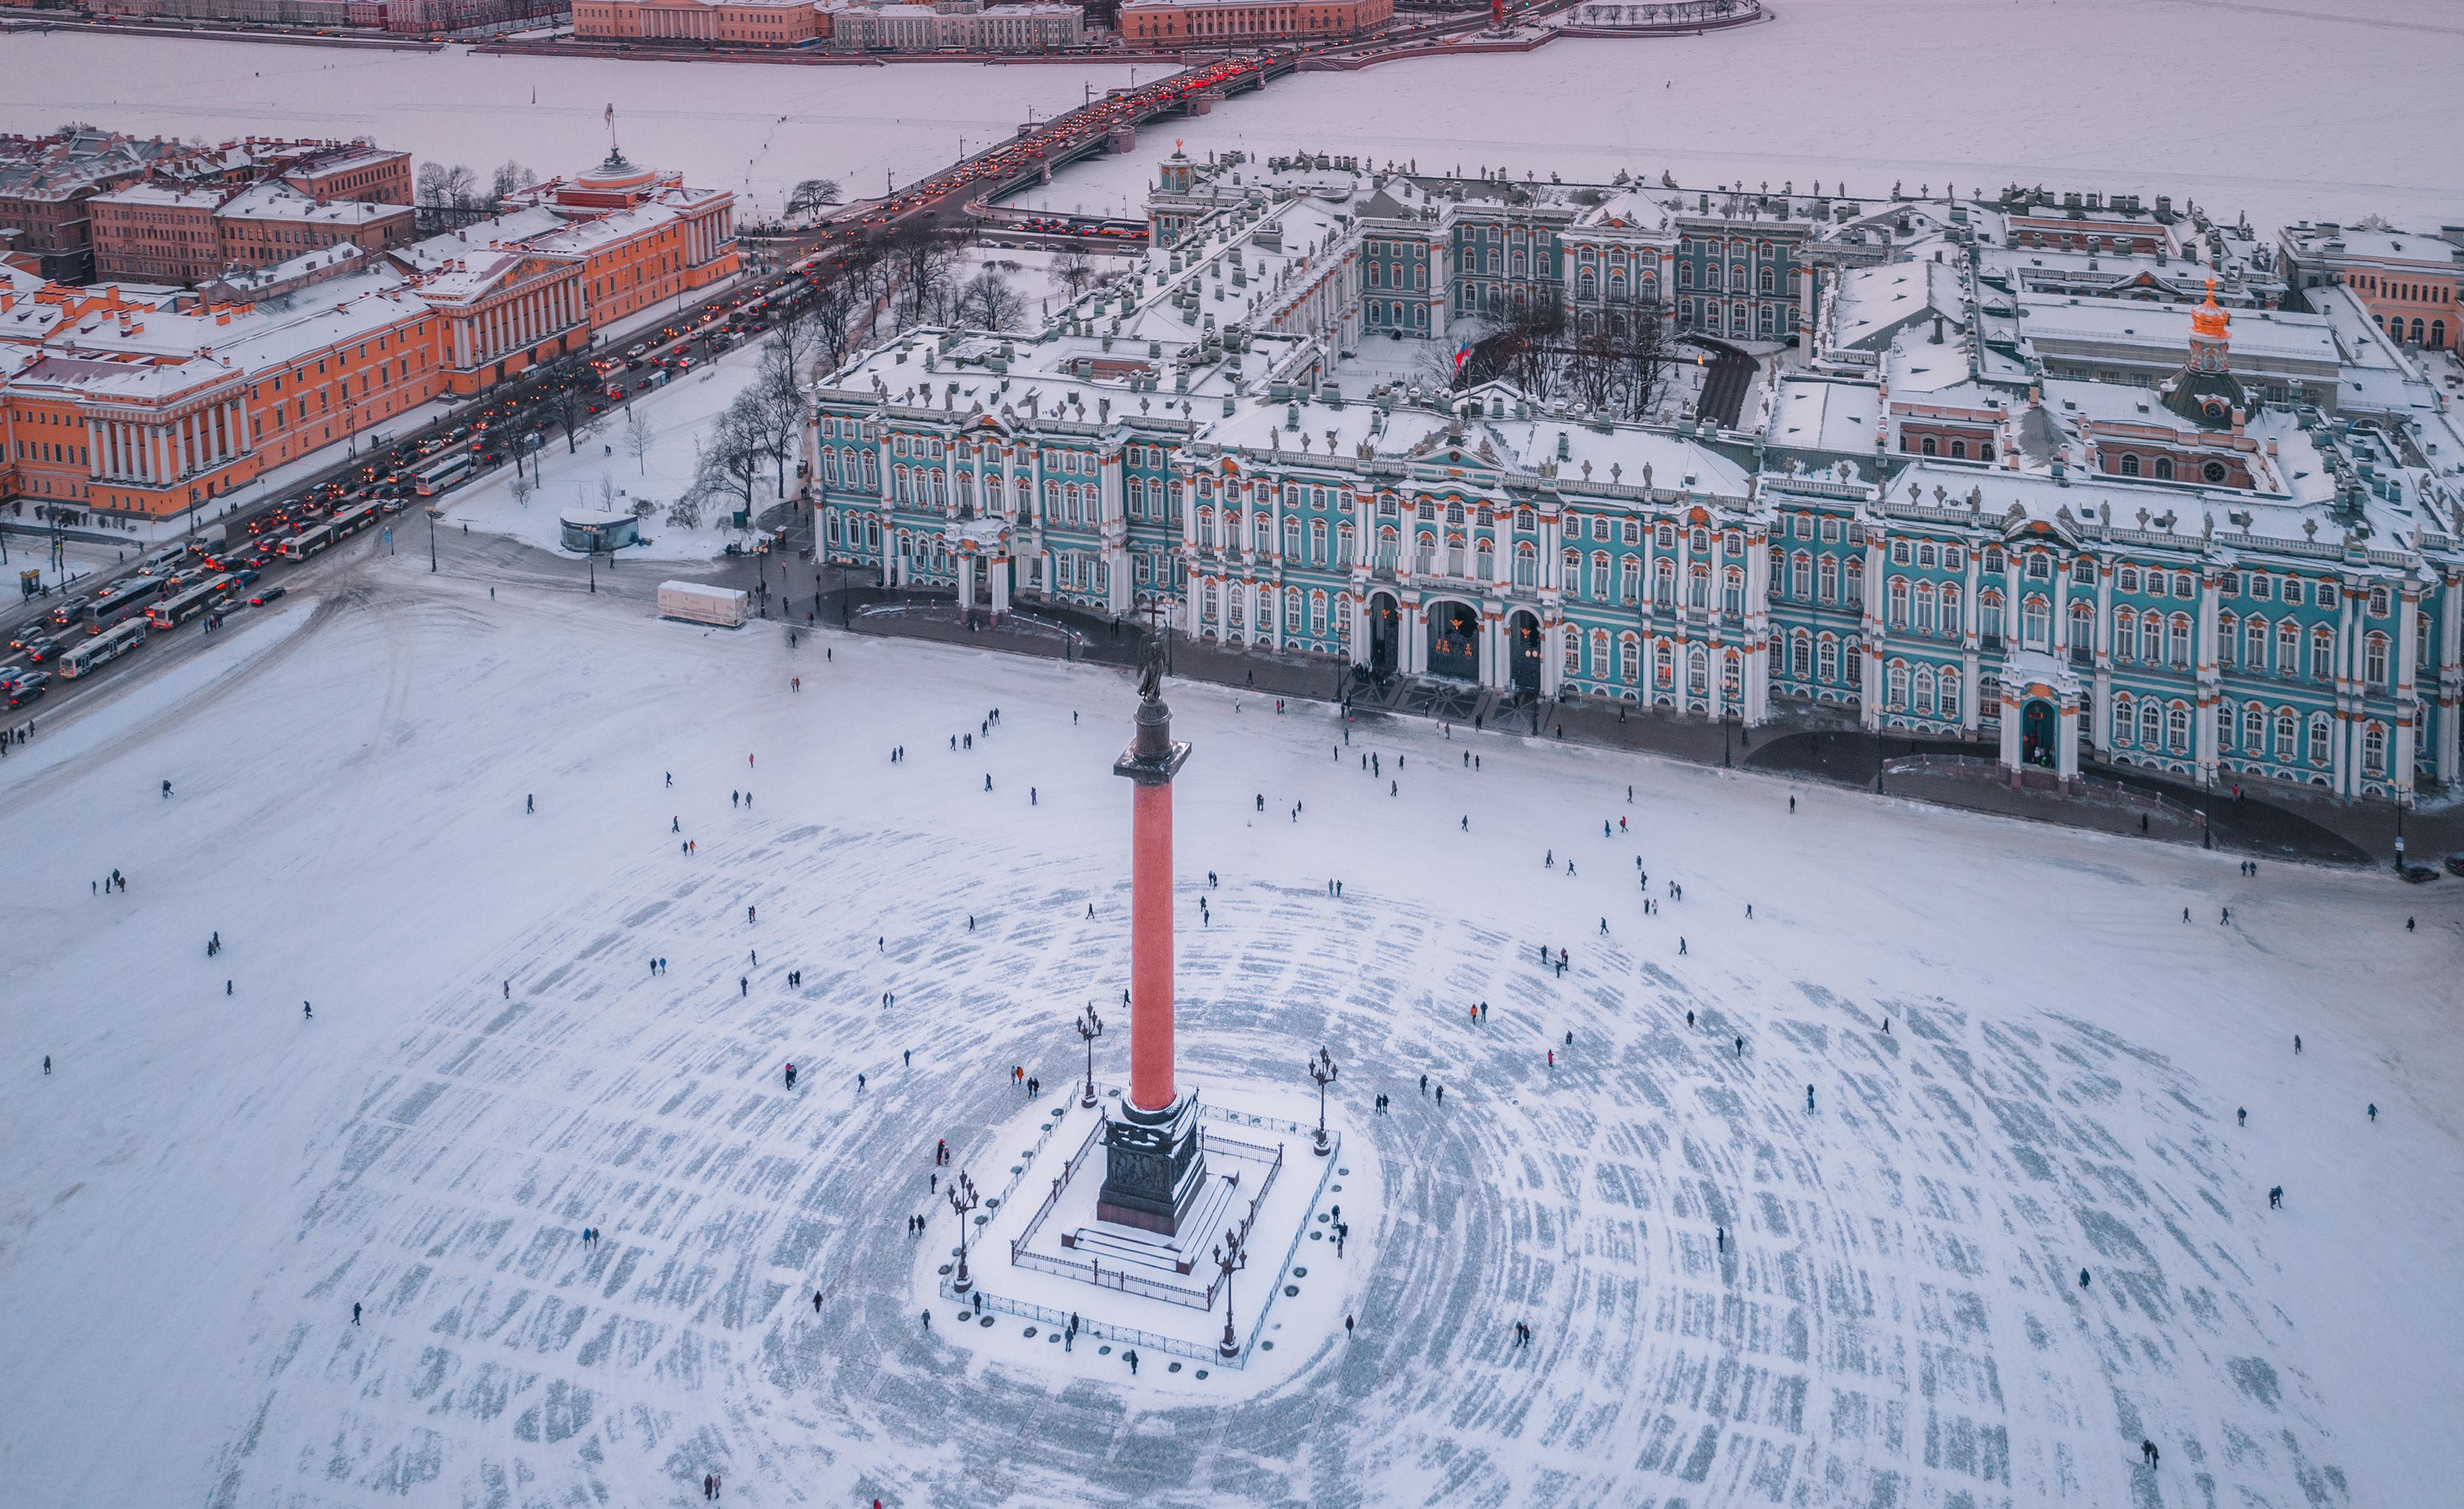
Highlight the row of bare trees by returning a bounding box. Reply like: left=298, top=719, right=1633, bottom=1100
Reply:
left=415, top=160, right=539, bottom=212
left=1446, top=297, right=1678, bottom=421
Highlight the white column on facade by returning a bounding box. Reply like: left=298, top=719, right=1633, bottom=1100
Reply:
left=1860, top=530, right=1886, bottom=728
left=2335, top=583, right=2358, bottom=797
left=2439, top=572, right=2462, bottom=785
left=2092, top=561, right=2115, bottom=752
left=2194, top=567, right=2221, bottom=787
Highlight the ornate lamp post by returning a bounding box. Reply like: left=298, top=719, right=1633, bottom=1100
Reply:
left=947, top=1169, right=981, bottom=1294
left=1075, top=1002, right=1104, bottom=1107
left=1306, top=1046, right=1338, bottom=1156
left=1214, top=1226, right=1248, bottom=1359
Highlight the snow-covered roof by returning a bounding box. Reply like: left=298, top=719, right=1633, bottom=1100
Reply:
left=1765, top=376, right=1882, bottom=453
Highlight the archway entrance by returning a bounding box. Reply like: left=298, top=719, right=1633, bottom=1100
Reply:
left=1427, top=601, right=1480, bottom=682
left=2021, top=699, right=2056, bottom=767
left=1508, top=610, right=1542, bottom=694
left=1367, top=592, right=1400, bottom=676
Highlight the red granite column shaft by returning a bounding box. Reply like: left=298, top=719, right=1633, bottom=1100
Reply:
left=1130, top=780, right=1175, bottom=1113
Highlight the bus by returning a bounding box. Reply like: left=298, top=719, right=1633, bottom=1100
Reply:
left=60, top=619, right=145, bottom=679
left=144, top=574, right=236, bottom=631
left=279, top=524, right=336, bottom=561
left=413, top=450, right=473, bottom=497
left=84, top=576, right=164, bottom=629
left=330, top=502, right=381, bottom=541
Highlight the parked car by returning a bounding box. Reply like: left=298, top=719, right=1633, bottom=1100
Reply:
left=2445, top=851, right=2464, bottom=877
left=249, top=586, right=287, bottom=608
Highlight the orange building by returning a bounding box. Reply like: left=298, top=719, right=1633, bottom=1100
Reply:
left=1117, top=0, right=1388, bottom=44
left=398, top=150, right=737, bottom=392
left=1, top=272, right=444, bottom=519
left=572, top=0, right=827, bottom=45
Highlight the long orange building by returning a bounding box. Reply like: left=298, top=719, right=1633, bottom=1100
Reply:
left=1117, top=0, right=1389, bottom=45
left=1, top=150, right=734, bottom=522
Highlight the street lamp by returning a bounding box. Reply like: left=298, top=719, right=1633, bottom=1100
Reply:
left=947, top=1169, right=981, bottom=1294
left=1305, top=1046, right=1338, bottom=1156
left=426, top=505, right=440, bottom=573
left=1214, top=1225, right=1248, bottom=1359
left=1075, top=1002, right=1104, bottom=1107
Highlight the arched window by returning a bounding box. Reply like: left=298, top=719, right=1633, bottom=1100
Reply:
left=1817, top=554, right=1838, bottom=604
left=2139, top=614, right=2165, bottom=664
left=1589, top=550, right=1611, bottom=599
left=2242, top=703, right=2265, bottom=753
left=2242, top=615, right=2268, bottom=670
left=1620, top=556, right=1641, bottom=604
left=1283, top=516, right=1302, bottom=559
left=1514, top=540, right=1536, bottom=587
left=1619, top=633, right=1640, bottom=683
left=1921, top=436, right=1938, bottom=457
left=1790, top=550, right=1811, bottom=601
left=2168, top=613, right=2192, bottom=667
left=1846, top=557, right=1865, bottom=608
left=1721, top=648, right=1741, bottom=698
left=2308, top=712, right=2333, bottom=765
left=2139, top=699, right=2163, bottom=749
left=1723, top=566, right=1744, bottom=616
left=1886, top=662, right=1910, bottom=709
left=2365, top=721, right=2388, bottom=774
left=2310, top=626, right=2334, bottom=680
left=2119, top=453, right=2141, bottom=477
left=2167, top=701, right=2191, bottom=752
left=1914, top=664, right=1937, bottom=716
left=1790, top=630, right=1811, bottom=678
left=2273, top=708, right=2297, bottom=762
left=2114, top=694, right=2136, bottom=745
left=1817, top=635, right=1839, bottom=683
left=2217, top=612, right=2238, bottom=667
left=2366, top=632, right=2389, bottom=686
left=2023, top=595, right=2051, bottom=650
left=2069, top=601, right=2094, bottom=661
left=1476, top=539, right=1495, bottom=580
left=1940, top=666, right=1961, bottom=719
left=1654, top=557, right=1676, bottom=605
left=1311, top=519, right=1328, bottom=565
left=1979, top=588, right=2002, bottom=647
left=1689, top=563, right=1710, bottom=608
left=1687, top=644, right=1708, bottom=696
left=1914, top=582, right=1937, bottom=636
left=1376, top=526, right=1399, bottom=572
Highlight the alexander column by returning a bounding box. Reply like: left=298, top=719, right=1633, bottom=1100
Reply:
left=1096, top=642, right=1207, bottom=1235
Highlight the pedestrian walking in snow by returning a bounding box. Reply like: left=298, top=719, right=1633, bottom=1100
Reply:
left=2079, top=1268, right=2091, bottom=1288
left=353, top=1302, right=361, bottom=1325
left=43, top=1056, right=51, bottom=1074
left=303, top=1001, right=313, bottom=1020
left=1805, top=1084, right=1814, bottom=1112
left=2269, top=1186, right=2283, bottom=1209
left=2369, top=1103, right=2378, bottom=1123
left=162, top=778, right=172, bottom=799
left=2142, top=1439, right=2159, bottom=1467
left=527, top=794, right=534, bottom=814
left=2238, top=1107, right=2246, bottom=1126
left=2294, top=1034, right=2301, bottom=1055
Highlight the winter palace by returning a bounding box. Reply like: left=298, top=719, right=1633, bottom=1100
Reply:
left=810, top=150, right=2464, bottom=807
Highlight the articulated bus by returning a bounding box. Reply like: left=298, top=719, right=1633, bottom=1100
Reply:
left=279, top=524, right=337, bottom=562
left=84, top=576, right=164, bottom=629
left=412, top=450, right=473, bottom=497
left=60, top=619, right=145, bottom=678
left=144, top=574, right=236, bottom=631
left=330, top=502, right=381, bottom=541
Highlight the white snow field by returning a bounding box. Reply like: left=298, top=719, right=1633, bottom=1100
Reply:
left=4, top=0, right=2462, bottom=230
left=1, top=540, right=2459, bottom=1509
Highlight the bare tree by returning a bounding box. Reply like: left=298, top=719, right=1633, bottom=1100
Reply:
left=786, top=178, right=843, bottom=220
left=1051, top=243, right=1099, bottom=301
left=545, top=385, right=589, bottom=454
left=509, top=472, right=534, bottom=509
left=623, top=408, right=654, bottom=474
left=694, top=391, right=768, bottom=518
left=807, top=272, right=867, bottom=373
left=754, top=339, right=807, bottom=497
left=1611, top=298, right=1673, bottom=420
left=416, top=161, right=479, bottom=210
left=886, top=224, right=959, bottom=328
left=490, top=161, right=537, bottom=204
left=953, top=270, right=1026, bottom=331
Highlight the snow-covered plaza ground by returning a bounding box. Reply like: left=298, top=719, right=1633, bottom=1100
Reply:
left=1, top=537, right=2458, bottom=1508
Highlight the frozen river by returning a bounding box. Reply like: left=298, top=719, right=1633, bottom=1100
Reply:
left=3, top=0, right=2459, bottom=228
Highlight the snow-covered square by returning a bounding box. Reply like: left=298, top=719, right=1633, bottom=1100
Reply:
left=2, top=539, right=2456, bottom=1508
